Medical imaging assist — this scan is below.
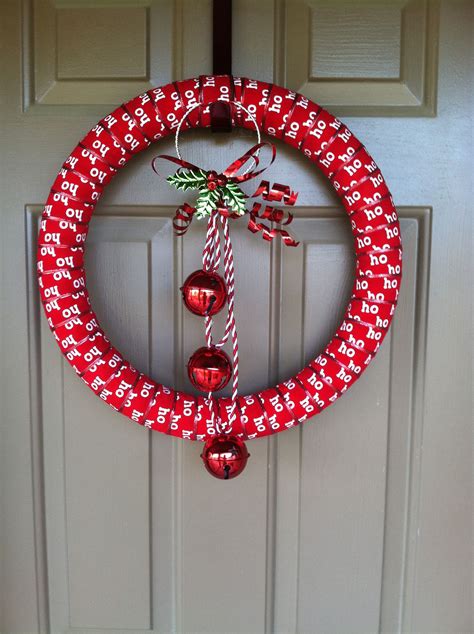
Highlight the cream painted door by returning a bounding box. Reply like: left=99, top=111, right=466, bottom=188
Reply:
left=1, top=1, right=471, bottom=633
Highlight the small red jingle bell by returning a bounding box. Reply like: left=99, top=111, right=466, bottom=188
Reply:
left=187, top=346, right=232, bottom=392
left=181, top=269, right=227, bottom=317
left=201, top=435, right=250, bottom=480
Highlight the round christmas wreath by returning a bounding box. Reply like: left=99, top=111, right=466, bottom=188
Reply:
left=37, top=75, right=402, bottom=477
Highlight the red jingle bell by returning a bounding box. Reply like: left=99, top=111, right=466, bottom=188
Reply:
left=181, top=269, right=227, bottom=316
left=187, top=346, right=232, bottom=392
left=201, top=435, right=250, bottom=480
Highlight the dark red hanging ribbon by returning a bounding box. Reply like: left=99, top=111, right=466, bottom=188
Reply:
left=211, top=0, right=233, bottom=132
left=153, top=142, right=300, bottom=247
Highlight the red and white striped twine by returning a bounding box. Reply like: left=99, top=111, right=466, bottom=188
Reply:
left=202, top=209, right=239, bottom=435
left=175, top=102, right=262, bottom=437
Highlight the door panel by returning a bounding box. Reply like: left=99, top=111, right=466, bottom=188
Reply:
left=24, top=0, right=174, bottom=110
left=1, top=1, right=471, bottom=633
left=280, top=0, right=438, bottom=115
left=24, top=206, right=428, bottom=633
left=274, top=213, right=428, bottom=633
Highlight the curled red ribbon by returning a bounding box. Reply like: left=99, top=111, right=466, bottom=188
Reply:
left=153, top=142, right=299, bottom=247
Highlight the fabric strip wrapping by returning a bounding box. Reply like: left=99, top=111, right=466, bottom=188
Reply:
left=37, top=75, right=402, bottom=441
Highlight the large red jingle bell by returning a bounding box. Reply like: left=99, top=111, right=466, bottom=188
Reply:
left=201, top=435, right=250, bottom=480
left=187, top=346, right=232, bottom=392
left=181, top=269, right=227, bottom=317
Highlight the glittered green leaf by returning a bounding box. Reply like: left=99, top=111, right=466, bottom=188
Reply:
left=167, top=168, right=207, bottom=192
left=195, top=187, right=220, bottom=218
left=221, top=181, right=247, bottom=216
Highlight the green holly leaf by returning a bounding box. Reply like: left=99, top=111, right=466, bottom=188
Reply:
left=195, top=187, right=220, bottom=219
left=167, top=168, right=207, bottom=192
left=166, top=168, right=249, bottom=219
left=221, top=181, right=247, bottom=216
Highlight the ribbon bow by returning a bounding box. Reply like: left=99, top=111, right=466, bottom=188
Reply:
left=152, top=142, right=299, bottom=247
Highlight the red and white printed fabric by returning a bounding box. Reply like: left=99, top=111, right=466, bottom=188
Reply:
left=37, top=75, right=402, bottom=441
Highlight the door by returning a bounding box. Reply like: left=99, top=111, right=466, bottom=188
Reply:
left=1, top=1, right=471, bottom=633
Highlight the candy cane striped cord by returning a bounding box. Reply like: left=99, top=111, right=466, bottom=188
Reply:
left=173, top=100, right=262, bottom=437
left=202, top=211, right=239, bottom=434
left=202, top=210, right=221, bottom=272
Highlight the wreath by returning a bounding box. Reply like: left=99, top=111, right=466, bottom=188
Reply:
left=37, top=75, right=402, bottom=479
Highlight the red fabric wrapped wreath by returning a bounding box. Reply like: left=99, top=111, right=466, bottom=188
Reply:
left=37, top=75, right=402, bottom=442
